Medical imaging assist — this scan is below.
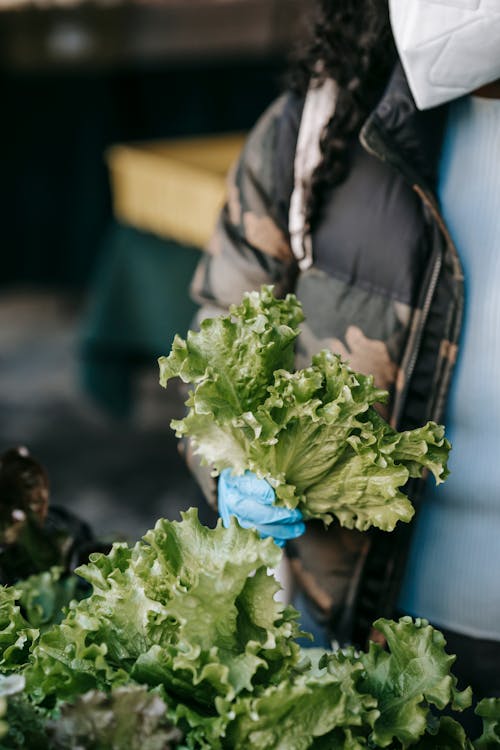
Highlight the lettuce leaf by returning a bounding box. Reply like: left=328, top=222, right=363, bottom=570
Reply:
left=0, top=587, right=38, bottom=673
left=475, top=698, right=500, bottom=749
left=410, top=716, right=474, bottom=749
left=0, top=566, right=87, bottom=680
left=161, top=287, right=303, bottom=473
left=358, top=617, right=472, bottom=748
left=159, top=286, right=450, bottom=532
left=226, top=650, right=378, bottom=749
left=14, top=568, right=82, bottom=632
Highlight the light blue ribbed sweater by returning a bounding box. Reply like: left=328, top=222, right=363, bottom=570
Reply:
left=398, top=95, right=500, bottom=640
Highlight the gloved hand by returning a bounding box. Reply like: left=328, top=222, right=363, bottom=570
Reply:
left=218, top=468, right=305, bottom=548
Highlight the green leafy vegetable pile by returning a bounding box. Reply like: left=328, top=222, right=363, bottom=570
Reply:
left=0, top=510, right=498, bottom=749
left=0, top=675, right=181, bottom=750
left=159, top=286, right=450, bottom=531
left=47, top=685, right=182, bottom=750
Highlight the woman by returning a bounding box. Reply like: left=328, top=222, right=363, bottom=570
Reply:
left=186, top=0, right=500, bottom=713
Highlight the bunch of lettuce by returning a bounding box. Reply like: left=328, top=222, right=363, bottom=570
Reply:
left=0, top=512, right=498, bottom=749
left=159, top=286, right=450, bottom=532
left=23, top=510, right=301, bottom=747
left=226, top=616, right=477, bottom=750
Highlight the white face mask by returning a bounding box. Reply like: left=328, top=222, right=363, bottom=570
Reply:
left=389, top=0, right=500, bottom=110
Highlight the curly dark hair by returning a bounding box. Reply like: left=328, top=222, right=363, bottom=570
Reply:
left=290, top=0, right=397, bottom=228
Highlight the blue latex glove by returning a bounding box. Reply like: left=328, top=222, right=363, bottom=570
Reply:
left=218, top=468, right=305, bottom=548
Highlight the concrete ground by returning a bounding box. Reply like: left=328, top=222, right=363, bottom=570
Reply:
left=0, top=288, right=216, bottom=543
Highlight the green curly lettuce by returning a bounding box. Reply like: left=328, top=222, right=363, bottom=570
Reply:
left=410, top=716, right=474, bottom=749
left=226, top=649, right=379, bottom=750
left=475, top=698, right=500, bottom=749
left=0, top=567, right=86, bottom=679
left=25, top=509, right=302, bottom=736
left=0, top=587, right=38, bottom=673
left=14, top=568, right=82, bottom=632
left=159, top=286, right=450, bottom=531
left=357, top=617, right=472, bottom=748
left=0, top=510, right=497, bottom=749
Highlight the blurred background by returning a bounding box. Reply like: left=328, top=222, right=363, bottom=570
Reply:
left=0, top=0, right=308, bottom=541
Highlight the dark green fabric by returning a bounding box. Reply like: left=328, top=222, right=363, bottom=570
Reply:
left=81, top=222, right=199, bottom=416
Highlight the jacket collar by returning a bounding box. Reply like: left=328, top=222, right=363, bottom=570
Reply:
left=360, top=62, right=448, bottom=194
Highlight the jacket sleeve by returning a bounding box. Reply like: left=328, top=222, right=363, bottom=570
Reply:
left=186, top=94, right=299, bottom=508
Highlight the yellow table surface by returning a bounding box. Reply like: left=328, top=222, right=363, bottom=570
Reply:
left=106, top=133, right=245, bottom=250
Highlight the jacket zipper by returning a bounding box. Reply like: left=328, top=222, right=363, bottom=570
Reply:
left=410, top=184, right=464, bottom=424
left=396, top=226, right=442, bottom=426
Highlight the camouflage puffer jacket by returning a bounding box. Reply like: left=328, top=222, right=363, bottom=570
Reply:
left=188, top=62, right=464, bottom=647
